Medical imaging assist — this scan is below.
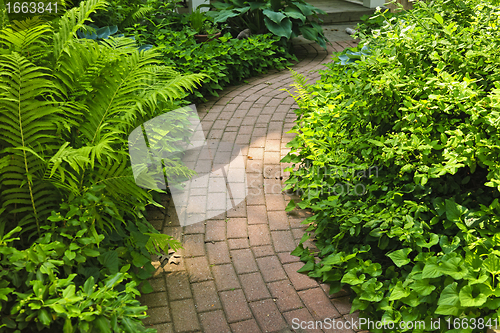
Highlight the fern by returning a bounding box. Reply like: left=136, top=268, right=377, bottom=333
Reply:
left=0, top=52, right=64, bottom=236
left=0, top=0, right=207, bottom=244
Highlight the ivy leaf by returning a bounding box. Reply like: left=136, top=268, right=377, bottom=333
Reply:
left=422, top=257, right=443, bottom=279
left=285, top=199, right=296, bottom=212
left=389, top=281, right=410, bottom=301
left=359, top=278, right=384, bottom=302
left=436, top=282, right=461, bottom=316
left=297, top=260, right=315, bottom=273
left=459, top=285, right=489, bottom=307
left=387, top=248, right=412, bottom=267
left=416, top=233, right=439, bottom=249
left=483, top=255, right=500, bottom=275
left=445, top=199, right=468, bottom=222
left=341, top=269, right=365, bottom=285
left=410, top=279, right=436, bottom=296
left=439, top=235, right=461, bottom=254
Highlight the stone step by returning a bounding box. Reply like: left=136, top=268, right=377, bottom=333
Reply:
left=309, top=0, right=383, bottom=24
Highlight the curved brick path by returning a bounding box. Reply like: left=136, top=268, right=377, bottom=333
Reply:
left=141, top=37, right=369, bottom=333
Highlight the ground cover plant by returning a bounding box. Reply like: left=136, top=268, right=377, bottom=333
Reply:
left=126, top=15, right=297, bottom=100
left=283, top=0, right=500, bottom=332
left=0, top=0, right=205, bottom=331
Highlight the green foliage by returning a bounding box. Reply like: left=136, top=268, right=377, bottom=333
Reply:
left=126, top=20, right=296, bottom=100
left=0, top=186, right=176, bottom=332
left=0, top=0, right=206, bottom=241
left=283, top=0, right=500, bottom=331
left=204, top=0, right=327, bottom=48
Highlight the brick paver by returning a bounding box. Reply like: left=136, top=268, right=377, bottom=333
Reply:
left=142, top=37, right=360, bottom=332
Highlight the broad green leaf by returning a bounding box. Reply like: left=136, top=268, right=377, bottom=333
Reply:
left=410, top=279, right=436, bottom=296
left=387, top=248, right=412, bottom=267
left=285, top=199, right=296, bottom=212
left=436, top=282, right=461, bottom=316
left=341, top=269, right=365, bottom=285
left=389, top=281, right=410, bottom=300
left=416, top=233, right=439, bottom=249
left=94, top=316, right=112, bottom=333
left=445, top=199, right=467, bottom=222
left=434, top=13, right=444, bottom=25
left=297, top=260, right=315, bottom=273
left=299, top=26, right=319, bottom=41
left=38, top=308, right=52, bottom=326
left=263, top=9, right=286, bottom=24
left=284, top=11, right=306, bottom=22
left=213, top=10, right=240, bottom=24
left=422, top=257, right=443, bottom=279
left=483, top=255, right=500, bottom=275
left=439, top=235, right=460, bottom=254
left=264, top=17, right=292, bottom=39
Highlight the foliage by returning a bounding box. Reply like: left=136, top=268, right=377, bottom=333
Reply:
left=203, top=0, right=327, bottom=49
left=0, top=0, right=204, bottom=331
left=187, top=8, right=219, bottom=35
left=283, top=0, right=500, bottom=332
left=0, top=186, right=178, bottom=332
left=0, top=0, right=205, bottom=241
left=126, top=20, right=296, bottom=100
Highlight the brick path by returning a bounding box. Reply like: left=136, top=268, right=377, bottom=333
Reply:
left=142, top=35, right=370, bottom=333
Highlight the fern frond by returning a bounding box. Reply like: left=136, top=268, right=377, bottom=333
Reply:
left=0, top=17, right=51, bottom=59
left=0, top=52, right=65, bottom=234
left=53, top=0, right=107, bottom=61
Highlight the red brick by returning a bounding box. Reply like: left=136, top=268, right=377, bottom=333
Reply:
left=292, top=228, right=305, bottom=240
left=252, top=245, right=275, bottom=258
left=240, top=272, right=271, bottom=301
left=268, top=280, right=303, bottom=312
left=263, top=178, right=283, bottom=194
left=247, top=174, right=264, bottom=188
left=247, top=160, right=263, bottom=173
left=265, top=140, right=281, bottom=152
left=298, top=288, right=340, bottom=320
left=211, top=264, right=241, bottom=291
left=256, top=256, right=287, bottom=282
left=247, top=188, right=266, bottom=205
left=282, top=308, right=322, bottom=333
left=205, top=220, right=226, bottom=242
left=267, top=211, right=289, bottom=231
left=278, top=252, right=301, bottom=264
left=183, top=222, right=205, bottom=234
left=183, top=234, right=206, bottom=257
left=249, top=299, right=287, bottom=332
left=170, top=299, right=200, bottom=331
left=248, top=147, right=264, bottom=160
left=227, top=201, right=247, bottom=218
left=185, top=257, right=213, bottom=283
left=250, top=136, right=266, bottom=148
left=263, top=165, right=281, bottom=179
left=265, top=194, right=287, bottom=211
left=206, top=241, right=231, bottom=265
left=230, top=319, right=262, bottom=333
left=228, top=238, right=250, bottom=250
left=226, top=218, right=247, bottom=238
left=199, top=310, right=231, bottom=333
left=271, top=231, right=296, bottom=253
left=191, top=280, right=222, bottom=312
left=283, top=262, right=318, bottom=291
left=323, top=317, right=357, bottom=333
left=149, top=323, right=173, bottom=333
left=143, top=306, right=171, bottom=325
left=248, top=225, right=271, bottom=247
left=139, top=291, right=168, bottom=308
left=165, top=272, right=192, bottom=301
left=231, top=248, right=259, bottom=274
left=264, top=152, right=281, bottom=165
left=149, top=277, right=166, bottom=292
left=219, top=289, right=253, bottom=323
left=247, top=206, right=268, bottom=224
left=289, top=218, right=307, bottom=229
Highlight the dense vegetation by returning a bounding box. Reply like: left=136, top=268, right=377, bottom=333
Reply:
left=284, top=0, right=500, bottom=332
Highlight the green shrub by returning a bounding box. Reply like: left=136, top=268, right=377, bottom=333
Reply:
left=283, top=1, right=500, bottom=332
left=126, top=21, right=296, bottom=100
left=204, top=0, right=327, bottom=49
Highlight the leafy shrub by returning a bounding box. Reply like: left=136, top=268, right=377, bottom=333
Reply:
left=126, top=21, right=296, bottom=99
left=204, top=0, right=327, bottom=49
left=0, top=185, right=173, bottom=332
left=283, top=1, right=500, bottom=332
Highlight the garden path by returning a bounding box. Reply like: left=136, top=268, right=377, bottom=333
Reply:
left=141, top=26, right=369, bottom=333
